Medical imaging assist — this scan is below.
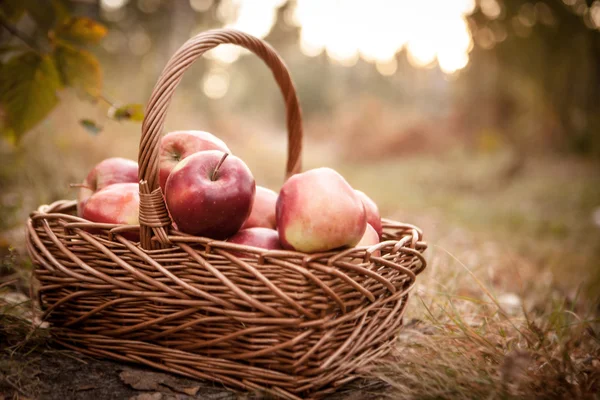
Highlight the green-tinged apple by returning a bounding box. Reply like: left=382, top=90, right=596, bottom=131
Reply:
left=159, top=130, right=230, bottom=192
left=77, top=157, right=138, bottom=216
left=354, top=190, right=383, bottom=239
left=355, top=223, right=381, bottom=256
left=82, top=183, right=140, bottom=225
left=165, top=151, right=255, bottom=239
left=227, top=227, right=282, bottom=256
left=276, top=167, right=367, bottom=253
left=241, top=186, right=278, bottom=229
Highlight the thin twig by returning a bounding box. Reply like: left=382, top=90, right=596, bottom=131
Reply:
left=0, top=14, right=38, bottom=51
left=0, top=277, right=19, bottom=289
left=434, top=244, right=535, bottom=348
left=98, top=93, right=118, bottom=108
left=44, top=349, right=89, bottom=365
left=4, top=376, right=32, bottom=398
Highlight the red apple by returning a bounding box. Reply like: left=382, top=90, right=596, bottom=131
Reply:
left=354, top=190, right=383, bottom=239
left=227, top=227, right=282, bottom=255
left=241, top=186, right=278, bottom=229
left=77, top=157, right=138, bottom=216
left=355, top=223, right=381, bottom=257
left=159, top=130, right=230, bottom=192
left=82, top=183, right=140, bottom=225
left=276, top=167, right=367, bottom=253
left=356, top=223, right=379, bottom=247
left=165, top=150, right=255, bottom=239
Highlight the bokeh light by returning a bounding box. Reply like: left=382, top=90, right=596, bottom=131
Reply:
left=128, top=28, right=152, bottom=56
left=376, top=58, right=398, bottom=76
left=189, top=0, right=213, bottom=12
left=291, top=0, right=474, bottom=74
left=200, top=0, right=476, bottom=75
left=202, top=68, right=230, bottom=99
left=204, top=0, right=286, bottom=64
left=101, top=0, right=129, bottom=10
left=480, top=0, right=502, bottom=19
left=137, top=0, right=161, bottom=13
left=591, top=1, right=600, bottom=28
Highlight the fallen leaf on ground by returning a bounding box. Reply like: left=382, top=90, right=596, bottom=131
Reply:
left=120, top=368, right=215, bottom=397
left=120, top=369, right=168, bottom=391
left=75, top=384, right=96, bottom=391
left=129, top=393, right=163, bottom=400
left=180, top=386, right=200, bottom=396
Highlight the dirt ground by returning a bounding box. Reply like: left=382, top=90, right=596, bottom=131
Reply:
left=0, top=319, right=390, bottom=400
left=1, top=345, right=390, bottom=400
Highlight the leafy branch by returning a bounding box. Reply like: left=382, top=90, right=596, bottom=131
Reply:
left=0, top=2, right=144, bottom=142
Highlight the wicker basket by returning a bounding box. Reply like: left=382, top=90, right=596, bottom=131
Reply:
left=26, top=29, right=427, bottom=399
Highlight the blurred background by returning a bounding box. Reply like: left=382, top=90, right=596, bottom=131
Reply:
left=1, top=0, right=600, bottom=302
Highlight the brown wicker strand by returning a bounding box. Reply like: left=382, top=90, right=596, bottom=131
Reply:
left=138, top=180, right=171, bottom=246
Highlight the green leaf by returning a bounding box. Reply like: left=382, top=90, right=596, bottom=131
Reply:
left=53, top=42, right=102, bottom=97
left=51, top=0, right=71, bottom=27
left=0, top=52, right=61, bottom=140
left=54, top=17, right=107, bottom=45
left=79, top=118, right=102, bottom=135
left=112, top=104, right=145, bottom=122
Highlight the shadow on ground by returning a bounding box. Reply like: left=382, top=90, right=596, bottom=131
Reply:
left=0, top=330, right=389, bottom=400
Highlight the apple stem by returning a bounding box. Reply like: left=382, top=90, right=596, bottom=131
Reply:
left=70, top=183, right=92, bottom=190
left=211, top=153, right=229, bottom=181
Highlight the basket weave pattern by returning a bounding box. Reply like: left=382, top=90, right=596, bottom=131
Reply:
left=26, top=30, right=427, bottom=400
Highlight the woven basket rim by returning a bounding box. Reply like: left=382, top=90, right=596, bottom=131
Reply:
left=30, top=198, right=426, bottom=256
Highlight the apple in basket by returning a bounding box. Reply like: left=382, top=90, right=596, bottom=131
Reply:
left=227, top=227, right=282, bottom=256
left=356, top=223, right=381, bottom=257
left=76, top=157, right=138, bottom=216
left=159, top=130, right=230, bottom=192
left=165, top=150, right=255, bottom=239
left=276, top=167, right=367, bottom=253
left=82, top=182, right=140, bottom=226
left=356, top=223, right=380, bottom=247
left=241, top=186, right=278, bottom=229
left=355, top=190, right=383, bottom=239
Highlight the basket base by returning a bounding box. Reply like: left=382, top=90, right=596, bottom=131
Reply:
left=28, top=200, right=425, bottom=399
left=51, top=328, right=396, bottom=400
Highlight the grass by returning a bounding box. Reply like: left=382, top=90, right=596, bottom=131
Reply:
left=0, top=285, right=51, bottom=399
left=336, top=152, right=600, bottom=399
left=377, top=245, right=600, bottom=399
left=338, top=152, right=600, bottom=301
left=1, top=129, right=599, bottom=398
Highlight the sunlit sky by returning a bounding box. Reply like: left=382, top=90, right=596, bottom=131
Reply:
left=203, top=0, right=475, bottom=74
left=99, top=0, right=600, bottom=98
left=194, top=0, right=476, bottom=97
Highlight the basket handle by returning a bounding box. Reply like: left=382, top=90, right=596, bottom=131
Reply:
left=138, top=29, right=303, bottom=249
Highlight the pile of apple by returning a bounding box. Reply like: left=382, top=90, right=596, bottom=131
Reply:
left=77, top=130, right=383, bottom=253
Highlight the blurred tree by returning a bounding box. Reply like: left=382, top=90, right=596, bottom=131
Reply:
left=468, top=0, right=600, bottom=157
